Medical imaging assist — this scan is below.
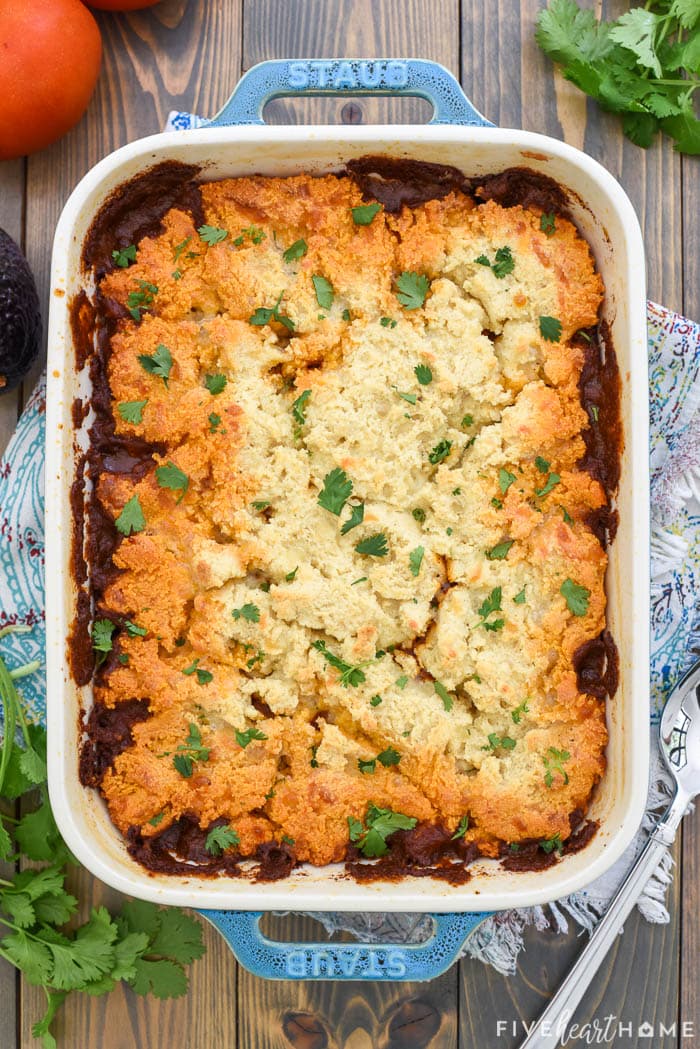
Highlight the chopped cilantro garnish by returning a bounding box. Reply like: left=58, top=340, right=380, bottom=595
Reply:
left=485, top=733, right=516, bottom=751
left=285, top=567, right=298, bottom=582
left=535, top=473, right=561, bottom=498
left=282, top=239, right=308, bottom=263
left=394, top=388, right=417, bottom=405
left=208, top=412, right=222, bottom=433
left=204, top=373, right=227, bottom=395
left=127, top=280, right=158, bottom=322
left=511, top=700, right=530, bottom=724
left=291, top=389, right=311, bottom=436
left=476, top=587, right=504, bottom=631
left=155, top=461, right=189, bottom=502
left=358, top=758, right=376, bottom=774
left=347, top=804, right=417, bottom=857
left=138, top=343, right=172, bottom=385
left=414, top=363, right=433, bottom=385
left=560, top=578, right=590, bottom=616
left=117, top=399, right=147, bottom=425
left=486, top=539, right=514, bottom=561
left=232, top=603, right=260, bottom=623
left=205, top=826, right=240, bottom=855
left=172, top=236, right=192, bottom=262
left=198, top=225, right=228, bottom=246
left=474, top=245, right=515, bottom=278
left=251, top=500, right=270, bottom=512
left=354, top=533, right=388, bottom=558
left=499, top=468, right=517, bottom=494
left=124, top=620, right=147, bottom=638
left=233, top=225, right=266, bottom=246
left=433, top=680, right=453, bottom=712
left=395, top=272, right=430, bottom=310
left=540, top=213, right=557, bottom=236
left=428, top=439, right=452, bottom=465
left=249, top=291, right=295, bottom=332
left=112, top=245, right=137, bottom=268
left=171, top=722, right=210, bottom=776
left=451, top=814, right=469, bottom=840
left=589, top=404, right=600, bottom=423
left=115, top=494, right=145, bottom=536
left=341, top=502, right=365, bottom=535
left=312, top=640, right=372, bottom=688
left=92, top=619, right=115, bottom=664
left=540, top=833, right=563, bottom=854
left=535, top=456, right=550, bottom=473
left=318, top=467, right=353, bottom=516
left=461, top=414, right=473, bottom=428
left=351, top=202, right=382, bottom=225
left=377, top=747, right=401, bottom=767
left=395, top=675, right=409, bottom=690
left=370, top=695, right=382, bottom=707
left=312, top=275, right=334, bottom=310
left=182, top=659, right=212, bottom=685
left=235, top=727, right=268, bottom=748
left=543, top=747, right=571, bottom=788
left=409, top=546, right=425, bottom=577
left=412, top=508, right=426, bottom=524
left=513, top=586, right=527, bottom=605
left=539, top=315, right=563, bottom=343
left=561, top=506, right=574, bottom=525
left=351, top=576, right=368, bottom=586
left=380, top=317, right=397, bottom=329
left=149, top=811, right=165, bottom=827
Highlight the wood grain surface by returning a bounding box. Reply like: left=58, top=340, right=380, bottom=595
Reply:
left=0, top=1, right=698, bottom=1046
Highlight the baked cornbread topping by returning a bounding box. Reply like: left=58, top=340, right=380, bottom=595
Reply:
left=75, top=161, right=620, bottom=880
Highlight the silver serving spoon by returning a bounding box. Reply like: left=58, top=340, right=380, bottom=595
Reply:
left=519, top=658, right=700, bottom=1049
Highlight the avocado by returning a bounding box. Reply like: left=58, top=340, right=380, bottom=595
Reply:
left=0, top=228, right=41, bottom=392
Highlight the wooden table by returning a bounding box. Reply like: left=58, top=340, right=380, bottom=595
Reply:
left=0, top=1, right=698, bottom=1046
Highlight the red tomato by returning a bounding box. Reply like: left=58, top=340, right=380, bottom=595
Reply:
left=0, top=1, right=102, bottom=161
left=85, top=1, right=161, bottom=8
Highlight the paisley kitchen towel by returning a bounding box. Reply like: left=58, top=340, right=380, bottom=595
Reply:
left=0, top=301, right=697, bottom=973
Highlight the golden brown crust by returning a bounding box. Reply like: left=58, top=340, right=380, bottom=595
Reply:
left=89, top=172, right=610, bottom=868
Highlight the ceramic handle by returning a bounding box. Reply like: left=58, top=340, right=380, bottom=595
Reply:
left=204, top=59, right=493, bottom=127
left=197, top=909, right=488, bottom=980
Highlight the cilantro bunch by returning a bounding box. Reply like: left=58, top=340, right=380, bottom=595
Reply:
left=0, top=630, right=204, bottom=1048
left=536, top=0, right=700, bottom=153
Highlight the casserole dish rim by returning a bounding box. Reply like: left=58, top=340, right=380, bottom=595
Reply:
left=45, top=121, right=649, bottom=912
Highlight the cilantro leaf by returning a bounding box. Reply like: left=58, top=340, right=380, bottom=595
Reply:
left=112, top=245, right=137, bottom=268
left=235, top=727, right=268, bottom=748
left=127, top=280, right=158, bottom=322
left=535, top=455, right=550, bottom=473
left=138, top=344, right=173, bottom=385
left=311, top=640, right=372, bottom=688
left=543, top=747, right=571, bottom=788
left=291, top=389, right=311, bottom=435
left=125, top=619, right=147, bottom=638
left=560, top=578, right=591, bottom=616
left=395, top=272, right=430, bottom=310
left=204, top=373, right=227, bottom=395
left=428, top=439, right=452, bottom=465
left=540, top=833, right=564, bottom=854
left=377, top=747, right=401, bottom=767
left=351, top=202, right=382, bottom=225
left=511, top=700, right=530, bottom=724
left=485, top=733, right=517, bottom=752
left=341, top=502, right=365, bottom=535
left=499, top=468, right=516, bottom=493
left=358, top=758, right=376, bottom=774
left=539, top=315, right=563, bottom=342
left=452, top=814, right=469, bottom=840
left=92, top=618, right=115, bottom=656
left=354, top=533, right=389, bottom=558
left=283, top=239, right=308, bottom=263
left=609, top=8, right=664, bottom=77
left=285, top=566, right=299, bottom=582
left=414, top=363, right=433, bottom=385
left=117, top=400, right=147, bottom=425
left=433, top=680, right=453, bottom=711
left=540, top=213, right=557, bottom=236
left=312, top=275, right=334, bottom=310
left=129, top=958, right=188, bottom=999
left=249, top=291, right=295, bottom=332
left=208, top=413, right=222, bottom=434
left=486, top=539, right=514, bottom=561
left=349, top=805, right=417, bottom=857
left=476, top=245, right=515, bottom=278
left=155, top=462, right=189, bottom=500
left=477, top=587, right=503, bottom=627
left=205, top=826, right=241, bottom=855
left=115, top=495, right=145, bottom=536
left=318, top=467, right=353, bottom=515
left=513, top=587, right=527, bottom=605
left=370, top=694, right=382, bottom=707
left=232, top=603, right=260, bottom=623
left=536, top=472, right=561, bottom=498
left=198, top=225, right=228, bottom=246
left=409, top=546, right=425, bottom=577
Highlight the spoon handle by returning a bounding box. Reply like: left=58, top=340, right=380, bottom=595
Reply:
left=518, top=791, right=689, bottom=1049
